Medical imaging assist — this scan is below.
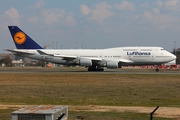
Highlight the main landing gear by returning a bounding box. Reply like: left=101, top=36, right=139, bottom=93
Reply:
left=88, top=66, right=104, bottom=71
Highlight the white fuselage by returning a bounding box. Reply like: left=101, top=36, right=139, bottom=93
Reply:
left=13, top=46, right=176, bottom=67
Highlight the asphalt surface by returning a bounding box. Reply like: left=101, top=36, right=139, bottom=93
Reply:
left=0, top=67, right=180, bottom=74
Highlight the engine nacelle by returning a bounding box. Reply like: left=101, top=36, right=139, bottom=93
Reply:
left=79, top=59, right=92, bottom=66
left=106, top=61, right=118, bottom=68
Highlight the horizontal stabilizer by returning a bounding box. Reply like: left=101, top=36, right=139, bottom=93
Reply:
left=4, top=49, right=34, bottom=55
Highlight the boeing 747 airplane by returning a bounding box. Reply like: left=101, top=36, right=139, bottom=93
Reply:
left=6, top=26, right=176, bottom=72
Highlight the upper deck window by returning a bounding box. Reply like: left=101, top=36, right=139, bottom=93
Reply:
left=140, top=49, right=152, bottom=51
left=123, top=49, right=137, bottom=51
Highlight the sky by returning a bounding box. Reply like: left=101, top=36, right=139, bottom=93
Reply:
left=0, top=0, right=180, bottom=53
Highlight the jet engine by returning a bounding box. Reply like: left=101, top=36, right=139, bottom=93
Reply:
left=106, top=61, right=118, bottom=68
left=79, top=59, right=92, bottom=66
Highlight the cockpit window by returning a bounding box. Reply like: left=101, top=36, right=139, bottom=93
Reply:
left=161, top=49, right=165, bottom=50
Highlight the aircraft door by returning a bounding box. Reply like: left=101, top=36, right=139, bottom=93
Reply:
left=151, top=49, right=155, bottom=61
left=99, top=54, right=103, bottom=58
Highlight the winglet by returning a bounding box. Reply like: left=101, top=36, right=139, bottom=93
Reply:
left=8, top=26, right=43, bottom=49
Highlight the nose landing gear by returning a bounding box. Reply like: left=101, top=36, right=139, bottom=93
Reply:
left=155, top=68, right=159, bottom=72
left=155, top=65, right=160, bottom=72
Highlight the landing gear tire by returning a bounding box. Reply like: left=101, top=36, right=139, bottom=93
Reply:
left=156, top=68, right=159, bottom=72
left=88, top=66, right=97, bottom=71
left=88, top=66, right=104, bottom=72
left=97, top=68, right=104, bottom=71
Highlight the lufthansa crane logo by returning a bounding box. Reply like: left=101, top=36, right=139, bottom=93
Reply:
left=14, top=32, right=26, bottom=44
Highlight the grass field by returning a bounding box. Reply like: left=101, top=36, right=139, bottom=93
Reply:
left=0, top=67, right=180, bottom=119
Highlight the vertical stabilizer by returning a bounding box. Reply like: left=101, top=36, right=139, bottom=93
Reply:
left=8, top=26, right=43, bottom=49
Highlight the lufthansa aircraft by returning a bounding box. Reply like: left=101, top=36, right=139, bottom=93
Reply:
left=6, top=26, right=176, bottom=72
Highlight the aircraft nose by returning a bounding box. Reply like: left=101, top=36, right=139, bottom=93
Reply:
left=172, top=54, right=176, bottom=60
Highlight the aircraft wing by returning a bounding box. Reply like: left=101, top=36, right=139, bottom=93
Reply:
left=37, top=50, right=133, bottom=63
left=37, top=50, right=77, bottom=60
left=4, top=49, right=34, bottom=55
left=37, top=50, right=102, bottom=61
left=54, top=55, right=102, bottom=61
left=80, top=57, right=102, bottom=61
left=53, top=54, right=77, bottom=59
left=118, top=58, right=134, bottom=63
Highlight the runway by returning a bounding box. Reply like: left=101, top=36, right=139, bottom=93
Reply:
left=0, top=67, right=180, bottom=74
